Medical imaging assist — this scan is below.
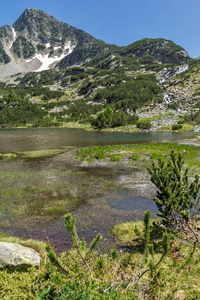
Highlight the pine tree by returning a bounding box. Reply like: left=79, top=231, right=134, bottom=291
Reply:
left=147, top=150, right=200, bottom=246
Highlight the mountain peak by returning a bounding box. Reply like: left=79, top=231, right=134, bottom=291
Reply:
left=0, top=7, right=98, bottom=74
left=18, top=8, right=52, bottom=17
left=13, top=8, right=59, bottom=32
left=0, top=8, right=190, bottom=79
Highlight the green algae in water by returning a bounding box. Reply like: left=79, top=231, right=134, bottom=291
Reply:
left=0, top=153, right=17, bottom=160
left=19, top=147, right=73, bottom=159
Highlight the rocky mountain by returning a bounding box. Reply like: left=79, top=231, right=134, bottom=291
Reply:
left=0, top=8, right=109, bottom=80
left=0, top=8, right=199, bottom=132
left=0, top=8, right=190, bottom=81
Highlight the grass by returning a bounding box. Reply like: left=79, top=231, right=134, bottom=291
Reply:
left=110, top=219, right=200, bottom=299
left=0, top=147, right=73, bottom=160
left=1, top=215, right=200, bottom=299
left=75, top=142, right=200, bottom=175
left=175, top=123, right=194, bottom=131
left=63, top=122, right=94, bottom=131
left=139, top=113, right=174, bottom=122
left=159, top=123, right=194, bottom=131
left=0, top=153, right=17, bottom=159
left=101, top=125, right=140, bottom=132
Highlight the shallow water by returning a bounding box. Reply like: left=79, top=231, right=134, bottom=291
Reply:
left=0, top=128, right=197, bottom=252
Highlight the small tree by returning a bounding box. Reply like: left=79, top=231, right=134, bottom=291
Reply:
left=147, top=150, right=200, bottom=247
left=104, top=210, right=170, bottom=294
left=46, top=213, right=101, bottom=280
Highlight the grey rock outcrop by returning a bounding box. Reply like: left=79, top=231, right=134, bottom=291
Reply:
left=0, top=242, right=41, bottom=269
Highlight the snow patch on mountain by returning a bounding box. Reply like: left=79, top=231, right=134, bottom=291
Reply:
left=9, top=27, right=17, bottom=49
left=35, top=53, right=65, bottom=71
left=25, top=41, right=75, bottom=72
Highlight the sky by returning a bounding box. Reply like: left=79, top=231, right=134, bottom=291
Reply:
left=0, top=0, right=200, bottom=58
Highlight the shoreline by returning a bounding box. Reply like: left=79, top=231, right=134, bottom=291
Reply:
left=0, top=121, right=196, bottom=133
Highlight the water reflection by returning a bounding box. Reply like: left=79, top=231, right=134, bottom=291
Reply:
left=106, top=189, right=157, bottom=212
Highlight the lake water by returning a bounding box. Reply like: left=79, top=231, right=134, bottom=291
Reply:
left=0, top=128, right=197, bottom=252
left=0, top=127, right=196, bottom=152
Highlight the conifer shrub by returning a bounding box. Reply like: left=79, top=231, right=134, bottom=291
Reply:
left=172, top=124, right=182, bottom=130
left=136, top=119, right=151, bottom=129
left=44, top=211, right=170, bottom=298
left=148, top=150, right=200, bottom=247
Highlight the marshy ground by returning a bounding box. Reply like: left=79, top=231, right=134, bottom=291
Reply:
left=1, top=136, right=200, bottom=253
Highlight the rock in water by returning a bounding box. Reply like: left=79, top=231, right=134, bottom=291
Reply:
left=0, top=242, right=41, bottom=269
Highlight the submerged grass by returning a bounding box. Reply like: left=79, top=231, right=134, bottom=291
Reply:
left=0, top=147, right=73, bottom=160
left=0, top=166, right=106, bottom=225
left=0, top=153, right=17, bottom=160
left=19, top=148, right=70, bottom=158
left=1, top=140, right=200, bottom=298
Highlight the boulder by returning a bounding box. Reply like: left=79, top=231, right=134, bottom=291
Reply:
left=0, top=242, right=41, bottom=269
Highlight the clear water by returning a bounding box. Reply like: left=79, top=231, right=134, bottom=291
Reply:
left=0, top=128, right=196, bottom=252
left=0, top=127, right=195, bottom=153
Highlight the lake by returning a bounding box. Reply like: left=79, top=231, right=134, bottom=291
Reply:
left=0, top=128, right=197, bottom=252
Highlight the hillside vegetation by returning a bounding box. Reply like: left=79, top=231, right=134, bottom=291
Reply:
left=0, top=8, right=198, bottom=130
left=1, top=58, right=200, bottom=130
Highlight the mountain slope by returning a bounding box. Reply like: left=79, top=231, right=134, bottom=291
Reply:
left=0, top=8, right=190, bottom=82
left=121, top=38, right=189, bottom=64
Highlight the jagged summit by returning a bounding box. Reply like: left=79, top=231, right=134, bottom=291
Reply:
left=0, top=8, right=190, bottom=81
left=13, top=8, right=63, bottom=36
left=0, top=8, right=102, bottom=79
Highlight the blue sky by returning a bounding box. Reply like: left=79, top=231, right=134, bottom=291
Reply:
left=1, top=0, right=200, bottom=58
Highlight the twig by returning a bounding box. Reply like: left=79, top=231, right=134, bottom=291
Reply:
left=71, top=230, right=94, bottom=280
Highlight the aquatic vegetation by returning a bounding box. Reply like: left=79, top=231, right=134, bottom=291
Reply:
left=19, top=148, right=72, bottom=158
left=0, top=153, right=17, bottom=159
left=0, top=166, right=105, bottom=223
